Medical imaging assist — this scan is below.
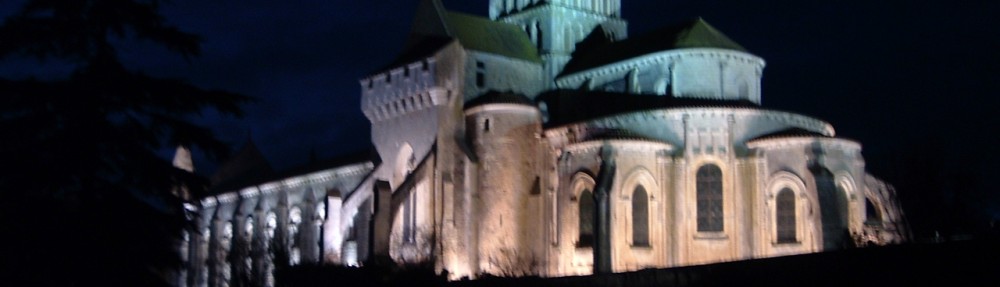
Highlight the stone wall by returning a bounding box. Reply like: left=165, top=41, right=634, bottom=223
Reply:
left=182, top=163, right=372, bottom=287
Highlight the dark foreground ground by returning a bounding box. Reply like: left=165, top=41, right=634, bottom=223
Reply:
left=278, top=237, right=1000, bottom=287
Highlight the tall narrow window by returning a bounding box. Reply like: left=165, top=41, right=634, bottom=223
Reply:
left=776, top=188, right=797, bottom=243
left=288, top=207, right=302, bottom=265
left=524, top=24, right=532, bottom=43
left=243, top=217, right=255, bottom=274
left=865, top=198, right=882, bottom=225
left=476, top=61, right=486, bottom=88
left=534, top=21, right=543, bottom=51
left=696, top=164, right=723, bottom=232
left=577, top=189, right=595, bottom=247
left=632, top=186, right=649, bottom=246
left=220, top=223, right=233, bottom=283
left=402, top=190, right=417, bottom=243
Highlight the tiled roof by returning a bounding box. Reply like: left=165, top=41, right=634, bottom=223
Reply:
left=562, top=18, right=746, bottom=75
left=378, top=0, right=540, bottom=74
left=443, top=11, right=541, bottom=63
left=465, top=91, right=535, bottom=109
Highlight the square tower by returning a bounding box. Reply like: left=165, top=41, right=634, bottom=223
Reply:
left=489, top=0, right=628, bottom=87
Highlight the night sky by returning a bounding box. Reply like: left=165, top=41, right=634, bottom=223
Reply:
left=2, top=1, right=998, bottom=216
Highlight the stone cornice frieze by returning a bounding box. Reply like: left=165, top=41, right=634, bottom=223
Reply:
left=194, top=162, right=375, bottom=211
left=746, top=137, right=861, bottom=151
left=555, top=48, right=766, bottom=89
left=562, top=139, right=674, bottom=155
left=544, top=108, right=834, bottom=145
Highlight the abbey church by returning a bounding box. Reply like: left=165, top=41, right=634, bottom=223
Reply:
left=179, top=0, right=908, bottom=286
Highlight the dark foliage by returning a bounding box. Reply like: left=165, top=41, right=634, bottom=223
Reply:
left=876, top=138, right=997, bottom=241
left=274, top=239, right=999, bottom=287
left=0, top=0, right=249, bottom=285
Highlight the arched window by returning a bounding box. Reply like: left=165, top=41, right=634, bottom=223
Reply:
left=578, top=189, right=595, bottom=247
left=776, top=188, right=797, bottom=243
left=243, top=217, right=255, bottom=274
left=197, top=228, right=209, bottom=286
left=220, top=223, right=233, bottom=284
left=476, top=61, right=486, bottom=88
left=264, top=212, right=277, bottom=239
left=243, top=217, right=255, bottom=244
left=632, top=186, right=649, bottom=246
left=288, top=207, right=302, bottom=265
left=315, top=202, right=327, bottom=259
left=316, top=201, right=326, bottom=221
left=696, top=164, right=723, bottom=232
left=865, top=198, right=882, bottom=225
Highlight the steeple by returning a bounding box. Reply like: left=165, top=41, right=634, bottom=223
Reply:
left=488, top=0, right=628, bottom=88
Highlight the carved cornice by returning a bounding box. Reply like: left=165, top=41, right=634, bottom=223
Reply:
left=194, top=162, right=375, bottom=211
left=555, top=48, right=765, bottom=88
left=746, top=137, right=861, bottom=151
left=563, top=139, right=673, bottom=155
left=544, top=108, right=834, bottom=144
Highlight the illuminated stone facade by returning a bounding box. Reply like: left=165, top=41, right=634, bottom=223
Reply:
left=179, top=0, right=908, bottom=285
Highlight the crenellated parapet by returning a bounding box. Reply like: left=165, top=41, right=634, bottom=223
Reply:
left=361, top=59, right=449, bottom=122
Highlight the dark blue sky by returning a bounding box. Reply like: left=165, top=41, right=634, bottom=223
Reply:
left=2, top=0, right=998, bottom=184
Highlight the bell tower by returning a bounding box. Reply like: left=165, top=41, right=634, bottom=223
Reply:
left=489, top=0, right=627, bottom=88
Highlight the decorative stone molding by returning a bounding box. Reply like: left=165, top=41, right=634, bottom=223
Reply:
left=555, top=48, right=765, bottom=89
left=545, top=108, right=835, bottom=149
left=195, top=162, right=375, bottom=214
left=464, top=103, right=541, bottom=116
left=747, top=137, right=860, bottom=151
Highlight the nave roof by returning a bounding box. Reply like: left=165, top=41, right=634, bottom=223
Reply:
left=562, top=18, right=747, bottom=76
left=378, top=0, right=541, bottom=74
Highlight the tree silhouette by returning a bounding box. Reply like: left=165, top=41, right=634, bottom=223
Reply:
left=0, top=1, right=249, bottom=286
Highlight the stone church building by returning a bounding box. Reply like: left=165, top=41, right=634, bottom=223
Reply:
left=179, top=0, right=908, bottom=286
